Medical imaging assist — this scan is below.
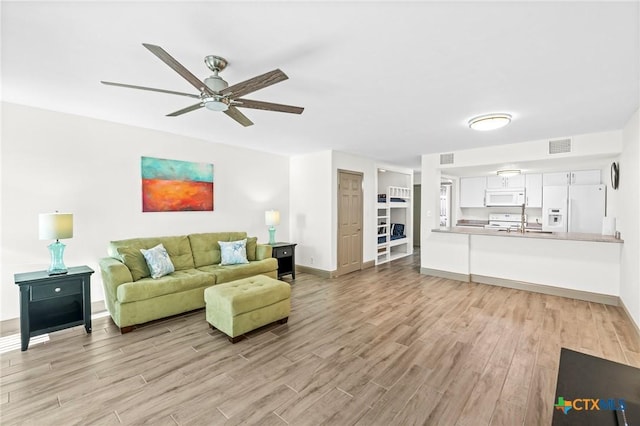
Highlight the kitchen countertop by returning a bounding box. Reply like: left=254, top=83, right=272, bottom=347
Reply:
left=432, top=226, right=624, bottom=243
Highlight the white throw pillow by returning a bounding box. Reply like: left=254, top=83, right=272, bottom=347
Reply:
left=219, top=239, right=250, bottom=265
left=140, top=243, right=175, bottom=279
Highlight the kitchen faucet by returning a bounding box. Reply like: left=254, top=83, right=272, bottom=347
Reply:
left=520, top=203, right=526, bottom=233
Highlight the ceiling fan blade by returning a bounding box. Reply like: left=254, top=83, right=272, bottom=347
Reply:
left=224, top=106, right=254, bottom=127
left=222, top=69, right=288, bottom=99
left=234, top=98, right=304, bottom=114
left=101, top=81, right=200, bottom=98
left=142, top=43, right=213, bottom=95
left=167, top=103, right=204, bottom=117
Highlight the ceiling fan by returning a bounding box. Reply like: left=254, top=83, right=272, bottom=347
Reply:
left=101, top=43, right=304, bottom=127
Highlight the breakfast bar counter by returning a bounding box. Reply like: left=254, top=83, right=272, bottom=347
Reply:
left=422, top=227, right=624, bottom=305
left=433, top=226, right=623, bottom=243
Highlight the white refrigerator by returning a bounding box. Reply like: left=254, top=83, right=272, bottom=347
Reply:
left=542, top=184, right=606, bottom=233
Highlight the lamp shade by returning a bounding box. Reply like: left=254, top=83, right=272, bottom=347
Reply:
left=39, top=213, right=73, bottom=240
left=265, top=210, right=280, bottom=226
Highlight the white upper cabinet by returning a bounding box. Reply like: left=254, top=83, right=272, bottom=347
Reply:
left=525, top=173, right=543, bottom=207
left=459, top=176, right=487, bottom=208
left=486, top=176, right=504, bottom=189
left=543, top=170, right=600, bottom=186
left=487, top=174, right=525, bottom=189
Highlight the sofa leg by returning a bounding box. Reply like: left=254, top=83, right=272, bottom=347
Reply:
left=208, top=323, right=216, bottom=330
left=277, top=317, right=289, bottom=324
left=120, top=326, right=135, bottom=334
left=228, top=335, right=244, bottom=344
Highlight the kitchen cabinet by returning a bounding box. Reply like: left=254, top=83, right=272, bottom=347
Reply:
left=486, top=174, right=525, bottom=189
left=525, top=173, right=543, bottom=208
left=459, top=176, right=487, bottom=208
left=543, top=170, right=600, bottom=186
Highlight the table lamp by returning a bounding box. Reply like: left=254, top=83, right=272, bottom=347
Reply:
left=265, top=210, right=280, bottom=245
left=39, top=212, right=73, bottom=275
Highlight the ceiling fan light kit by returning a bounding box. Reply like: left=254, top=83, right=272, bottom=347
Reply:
left=204, top=97, right=229, bottom=112
left=101, top=44, right=304, bottom=126
left=468, top=113, right=512, bottom=131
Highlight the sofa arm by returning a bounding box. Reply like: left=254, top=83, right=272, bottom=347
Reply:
left=99, top=257, right=133, bottom=302
left=256, top=244, right=273, bottom=260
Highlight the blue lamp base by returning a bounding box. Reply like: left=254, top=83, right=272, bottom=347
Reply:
left=47, top=240, right=68, bottom=275
left=268, top=226, right=277, bottom=245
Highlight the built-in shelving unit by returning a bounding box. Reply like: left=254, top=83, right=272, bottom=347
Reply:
left=376, top=168, right=413, bottom=265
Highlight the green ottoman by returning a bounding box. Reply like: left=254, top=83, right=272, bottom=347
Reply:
left=205, top=275, right=291, bottom=343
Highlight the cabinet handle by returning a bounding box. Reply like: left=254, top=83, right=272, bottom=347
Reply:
left=54, top=287, right=61, bottom=293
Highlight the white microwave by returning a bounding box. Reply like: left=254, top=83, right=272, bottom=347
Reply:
left=485, top=189, right=526, bottom=207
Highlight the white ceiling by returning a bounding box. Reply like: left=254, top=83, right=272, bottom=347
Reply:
left=2, top=1, right=638, bottom=170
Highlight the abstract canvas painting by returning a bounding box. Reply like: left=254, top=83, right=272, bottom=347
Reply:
left=141, top=156, right=214, bottom=212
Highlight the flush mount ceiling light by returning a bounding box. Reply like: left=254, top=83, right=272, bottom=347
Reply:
left=468, top=113, right=512, bottom=131
left=496, top=169, right=521, bottom=177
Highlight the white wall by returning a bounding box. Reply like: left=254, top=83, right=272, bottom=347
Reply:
left=332, top=151, right=377, bottom=268
left=440, top=130, right=622, bottom=170
left=619, top=109, right=640, bottom=329
left=289, top=151, right=332, bottom=271
left=470, top=236, right=621, bottom=296
left=290, top=150, right=379, bottom=273
left=420, top=153, right=442, bottom=266
left=1, top=103, right=290, bottom=321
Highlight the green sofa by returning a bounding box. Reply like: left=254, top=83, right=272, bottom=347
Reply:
left=98, top=232, right=278, bottom=333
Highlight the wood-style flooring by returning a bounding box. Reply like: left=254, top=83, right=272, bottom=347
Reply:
left=1, top=252, right=639, bottom=425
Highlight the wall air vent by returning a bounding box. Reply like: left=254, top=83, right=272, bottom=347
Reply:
left=549, top=138, right=571, bottom=154
left=440, top=153, right=454, bottom=165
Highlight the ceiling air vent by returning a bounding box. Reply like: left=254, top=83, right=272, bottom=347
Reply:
left=440, top=153, right=454, bottom=165
left=549, top=138, right=571, bottom=154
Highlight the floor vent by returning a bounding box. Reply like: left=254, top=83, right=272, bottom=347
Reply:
left=440, top=153, right=454, bottom=165
left=549, top=138, right=571, bottom=154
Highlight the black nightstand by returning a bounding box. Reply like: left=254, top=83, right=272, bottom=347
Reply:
left=14, top=265, right=94, bottom=351
left=269, top=242, right=297, bottom=279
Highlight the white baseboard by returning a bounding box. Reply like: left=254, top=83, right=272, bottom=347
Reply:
left=619, top=297, right=640, bottom=339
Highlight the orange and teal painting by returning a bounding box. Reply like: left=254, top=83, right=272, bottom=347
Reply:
left=141, top=156, right=214, bottom=212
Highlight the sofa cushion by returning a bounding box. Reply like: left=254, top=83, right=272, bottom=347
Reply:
left=199, top=258, right=278, bottom=284
left=189, top=232, right=247, bottom=268
left=116, top=268, right=215, bottom=303
left=110, top=236, right=195, bottom=281
left=140, top=243, right=175, bottom=279
left=246, top=236, right=257, bottom=261
left=220, top=239, right=250, bottom=265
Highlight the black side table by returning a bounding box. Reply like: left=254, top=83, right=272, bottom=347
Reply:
left=269, top=242, right=297, bottom=279
left=14, top=265, right=94, bottom=351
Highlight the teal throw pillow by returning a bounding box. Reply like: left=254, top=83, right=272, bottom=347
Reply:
left=140, top=243, right=175, bottom=279
left=219, top=239, right=249, bottom=265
